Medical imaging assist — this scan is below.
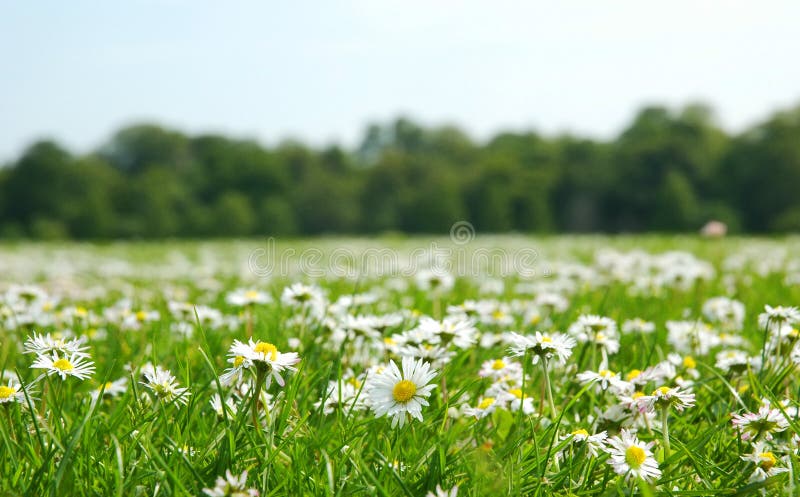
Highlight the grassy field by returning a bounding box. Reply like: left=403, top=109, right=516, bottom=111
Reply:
left=2, top=236, right=800, bottom=496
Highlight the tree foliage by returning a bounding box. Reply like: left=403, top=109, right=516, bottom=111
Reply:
left=2, top=103, right=800, bottom=238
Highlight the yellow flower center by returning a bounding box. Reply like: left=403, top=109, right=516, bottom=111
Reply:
left=655, top=386, right=671, bottom=396
left=625, top=445, right=647, bottom=468
left=508, top=389, right=522, bottom=399
left=53, top=358, right=74, bottom=371
left=233, top=356, right=245, bottom=367
left=492, top=310, right=505, bottom=319
left=599, top=369, right=614, bottom=378
left=0, top=385, right=16, bottom=399
left=245, top=290, right=260, bottom=299
left=596, top=332, right=606, bottom=341
left=759, top=452, right=777, bottom=471
left=253, top=342, right=278, bottom=361
left=683, top=356, right=697, bottom=369
left=632, top=391, right=645, bottom=399
left=478, top=397, right=496, bottom=410
left=135, top=310, right=147, bottom=321
left=492, top=359, right=506, bottom=370
left=540, top=336, right=552, bottom=343
left=76, top=307, right=88, bottom=317
left=626, top=369, right=642, bottom=381
left=347, top=377, right=362, bottom=389
left=384, top=337, right=396, bottom=346
left=572, top=428, right=589, bottom=437
left=529, top=315, right=541, bottom=325
left=392, top=380, right=417, bottom=403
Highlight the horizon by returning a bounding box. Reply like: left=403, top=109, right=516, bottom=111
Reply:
left=2, top=1, right=800, bottom=161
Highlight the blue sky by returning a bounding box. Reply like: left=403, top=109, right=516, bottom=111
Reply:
left=1, top=0, right=799, bottom=161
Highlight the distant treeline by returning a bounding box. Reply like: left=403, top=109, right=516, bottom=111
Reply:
left=1, top=103, right=799, bottom=239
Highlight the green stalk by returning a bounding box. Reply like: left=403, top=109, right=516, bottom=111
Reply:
left=661, top=407, right=670, bottom=464
left=252, top=367, right=266, bottom=428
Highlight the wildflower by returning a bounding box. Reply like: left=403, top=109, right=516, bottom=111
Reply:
left=203, top=469, right=259, bottom=497
left=0, top=378, right=25, bottom=405
left=416, top=316, right=478, bottom=349
left=563, top=429, right=608, bottom=457
left=281, top=283, right=324, bottom=309
left=415, top=268, right=455, bottom=294
left=209, top=394, right=238, bottom=418
left=228, top=339, right=300, bottom=387
left=426, top=484, right=458, bottom=497
left=577, top=369, right=632, bottom=394
left=741, top=443, right=789, bottom=482
left=91, top=377, right=128, bottom=400
left=758, top=305, right=800, bottom=330
left=367, top=356, right=437, bottom=427
left=31, top=352, right=95, bottom=380
left=569, top=315, right=620, bottom=355
left=621, top=318, right=655, bottom=334
left=642, top=386, right=695, bottom=412
left=503, top=388, right=535, bottom=415
left=605, top=430, right=661, bottom=482
left=226, top=289, right=272, bottom=307
left=315, top=376, right=368, bottom=415
left=24, top=332, right=89, bottom=358
left=702, top=297, right=745, bottom=330
left=715, top=350, right=756, bottom=374
left=464, top=396, right=498, bottom=419
left=507, top=331, right=575, bottom=365
left=141, top=367, right=190, bottom=405
left=731, top=401, right=790, bottom=441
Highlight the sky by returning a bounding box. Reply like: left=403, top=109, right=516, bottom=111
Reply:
left=1, top=0, right=799, bottom=161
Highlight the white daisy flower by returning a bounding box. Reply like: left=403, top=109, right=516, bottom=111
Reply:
left=758, top=305, right=800, bottom=330
left=478, top=357, right=521, bottom=381
left=577, top=369, right=633, bottom=394
left=621, top=318, right=655, bottom=334
left=91, top=377, right=128, bottom=400
left=731, top=401, right=790, bottom=441
left=741, top=443, right=790, bottom=482
left=315, top=376, right=368, bottom=416
left=203, top=469, right=259, bottom=497
left=367, top=357, right=437, bottom=427
left=24, top=332, right=89, bottom=358
left=141, top=367, right=191, bottom=406
left=503, top=388, right=535, bottom=415
left=715, top=350, right=755, bottom=373
left=426, top=484, right=458, bottom=497
left=464, top=396, right=499, bottom=419
left=31, top=352, right=95, bottom=381
left=605, top=429, right=661, bottom=482
left=209, top=394, right=238, bottom=418
left=226, top=288, right=272, bottom=307
left=507, top=331, right=575, bottom=365
left=416, top=316, right=478, bottom=349
left=641, top=386, right=695, bottom=412
left=227, top=339, right=300, bottom=388
left=0, top=378, right=26, bottom=404
left=415, top=268, right=454, bottom=294
left=563, top=429, right=608, bottom=457
left=281, top=283, right=325, bottom=309
left=702, top=297, right=745, bottom=330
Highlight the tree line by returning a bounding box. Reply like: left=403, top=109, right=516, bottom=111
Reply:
left=1, top=102, right=799, bottom=239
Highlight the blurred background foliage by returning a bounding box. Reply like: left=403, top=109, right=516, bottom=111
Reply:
left=1, top=102, right=799, bottom=239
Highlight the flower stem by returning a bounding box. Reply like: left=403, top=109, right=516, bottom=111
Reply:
left=661, top=407, right=671, bottom=463
left=542, top=358, right=557, bottom=420
left=252, top=367, right=266, bottom=428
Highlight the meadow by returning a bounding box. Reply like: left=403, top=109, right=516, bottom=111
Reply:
left=2, top=235, right=800, bottom=496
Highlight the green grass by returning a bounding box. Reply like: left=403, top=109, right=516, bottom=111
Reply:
left=1, top=236, right=800, bottom=496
